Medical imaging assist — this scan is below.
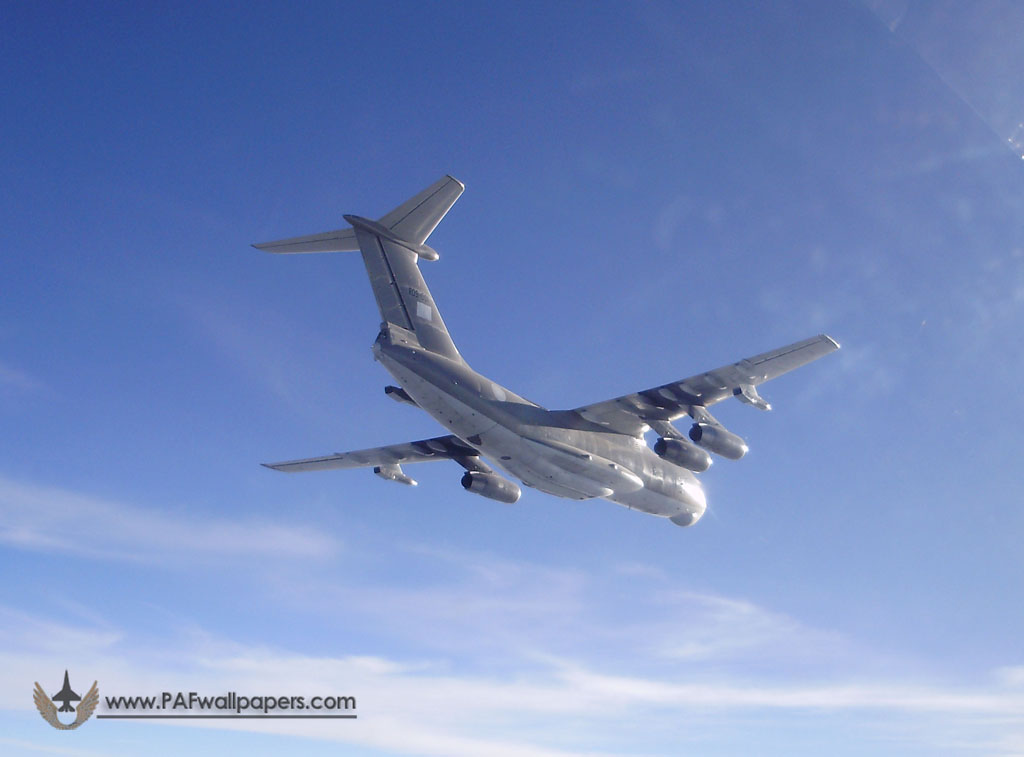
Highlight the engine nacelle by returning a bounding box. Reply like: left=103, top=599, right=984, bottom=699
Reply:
left=653, top=437, right=712, bottom=472
left=689, top=423, right=748, bottom=460
left=461, top=471, right=521, bottom=504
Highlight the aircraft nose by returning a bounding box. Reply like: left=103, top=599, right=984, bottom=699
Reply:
left=686, top=481, right=707, bottom=523
left=669, top=480, right=707, bottom=526
left=693, top=482, right=706, bottom=510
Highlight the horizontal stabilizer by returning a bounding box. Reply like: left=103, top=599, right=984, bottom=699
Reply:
left=253, top=228, right=358, bottom=254
left=253, top=174, right=464, bottom=255
left=378, top=175, right=464, bottom=247
left=254, top=175, right=466, bottom=361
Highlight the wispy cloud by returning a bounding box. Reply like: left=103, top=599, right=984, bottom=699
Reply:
left=0, top=360, right=45, bottom=396
left=221, top=545, right=1024, bottom=751
left=2, top=598, right=1023, bottom=756
left=0, top=737, right=108, bottom=757
left=270, top=545, right=862, bottom=679
left=0, top=606, right=120, bottom=658
left=2, top=533, right=1020, bottom=754
left=0, top=475, right=339, bottom=563
left=996, top=666, right=1024, bottom=687
left=169, top=289, right=360, bottom=422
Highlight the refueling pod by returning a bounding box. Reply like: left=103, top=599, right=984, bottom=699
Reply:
left=461, top=471, right=521, bottom=503
left=374, top=463, right=417, bottom=486
left=689, top=423, right=748, bottom=460
left=653, top=437, right=712, bottom=472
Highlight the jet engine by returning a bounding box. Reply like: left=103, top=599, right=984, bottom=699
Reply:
left=689, top=423, right=748, bottom=460
left=461, top=471, right=521, bottom=504
left=653, top=437, right=712, bottom=472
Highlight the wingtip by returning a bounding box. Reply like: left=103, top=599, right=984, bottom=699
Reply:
left=823, top=334, right=841, bottom=350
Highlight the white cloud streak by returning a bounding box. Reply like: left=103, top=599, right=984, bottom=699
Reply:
left=0, top=360, right=46, bottom=396
left=2, top=509, right=1020, bottom=754
left=0, top=474, right=339, bottom=563
left=2, top=601, right=1023, bottom=757
left=0, top=737, right=108, bottom=756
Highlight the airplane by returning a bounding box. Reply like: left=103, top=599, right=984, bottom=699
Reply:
left=52, top=671, right=80, bottom=713
left=255, top=176, right=838, bottom=527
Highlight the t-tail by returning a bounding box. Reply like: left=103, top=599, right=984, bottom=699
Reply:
left=254, top=175, right=465, bottom=362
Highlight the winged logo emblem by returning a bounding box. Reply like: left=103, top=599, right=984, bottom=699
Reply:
left=33, top=672, right=99, bottom=730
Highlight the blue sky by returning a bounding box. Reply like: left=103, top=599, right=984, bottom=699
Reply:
left=2, top=1, right=1024, bottom=754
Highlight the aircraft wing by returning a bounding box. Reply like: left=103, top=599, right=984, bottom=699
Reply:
left=263, top=433, right=480, bottom=473
left=573, top=334, right=839, bottom=436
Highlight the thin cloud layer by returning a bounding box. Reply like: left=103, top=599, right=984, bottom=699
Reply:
left=2, top=601, right=1023, bottom=756
left=0, top=360, right=46, bottom=398
left=0, top=475, right=339, bottom=563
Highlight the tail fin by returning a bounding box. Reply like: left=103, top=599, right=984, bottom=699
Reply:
left=254, top=175, right=465, bottom=362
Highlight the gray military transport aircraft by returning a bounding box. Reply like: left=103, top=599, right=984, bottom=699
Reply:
left=256, top=176, right=838, bottom=527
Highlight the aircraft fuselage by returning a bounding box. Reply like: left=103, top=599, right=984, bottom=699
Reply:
left=373, top=326, right=707, bottom=525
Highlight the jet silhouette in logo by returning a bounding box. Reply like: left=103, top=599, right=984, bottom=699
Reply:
left=52, top=670, right=80, bottom=713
